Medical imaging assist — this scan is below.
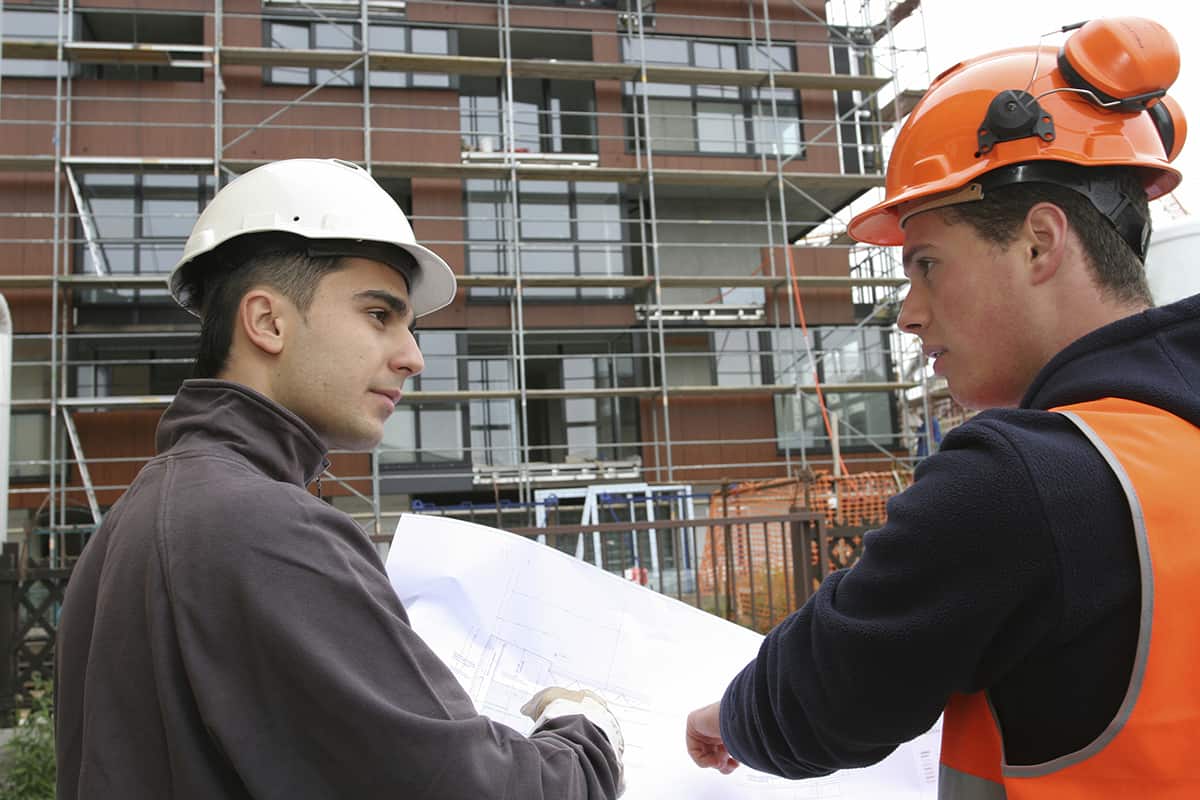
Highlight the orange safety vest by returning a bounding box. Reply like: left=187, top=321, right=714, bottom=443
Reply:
left=939, top=398, right=1200, bottom=799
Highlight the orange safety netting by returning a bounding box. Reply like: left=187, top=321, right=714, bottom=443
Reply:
left=699, top=471, right=912, bottom=630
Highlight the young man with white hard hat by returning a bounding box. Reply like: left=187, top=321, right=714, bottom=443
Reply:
left=55, top=158, right=624, bottom=799
left=686, top=17, right=1200, bottom=798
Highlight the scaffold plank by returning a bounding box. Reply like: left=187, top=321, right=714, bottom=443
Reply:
left=2, top=39, right=212, bottom=65
left=15, top=381, right=916, bottom=412
left=218, top=47, right=890, bottom=91
left=220, top=46, right=360, bottom=69
left=0, top=274, right=904, bottom=290
left=0, top=156, right=55, bottom=172
left=65, top=156, right=215, bottom=171
left=1, top=39, right=54, bottom=60
left=0, top=155, right=884, bottom=192
left=366, top=160, right=884, bottom=190
left=0, top=276, right=168, bottom=289
left=6, top=40, right=890, bottom=92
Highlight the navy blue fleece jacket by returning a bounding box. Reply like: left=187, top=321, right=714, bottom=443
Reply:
left=719, top=294, right=1200, bottom=774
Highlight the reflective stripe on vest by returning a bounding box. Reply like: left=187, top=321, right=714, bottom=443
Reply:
left=939, top=398, right=1200, bottom=800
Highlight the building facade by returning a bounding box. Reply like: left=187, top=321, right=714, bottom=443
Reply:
left=0, top=0, right=924, bottom=552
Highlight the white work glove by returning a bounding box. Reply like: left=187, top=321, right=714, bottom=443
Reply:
left=521, top=686, right=625, bottom=795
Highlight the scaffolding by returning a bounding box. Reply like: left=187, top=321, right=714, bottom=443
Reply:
left=0, top=0, right=930, bottom=548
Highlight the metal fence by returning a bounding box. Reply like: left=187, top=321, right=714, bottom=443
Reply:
left=507, top=510, right=827, bottom=632
left=0, top=510, right=830, bottom=717
left=0, top=543, right=70, bottom=723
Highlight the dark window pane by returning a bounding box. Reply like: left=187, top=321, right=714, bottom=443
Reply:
left=694, top=42, right=738, bottom=99
left=520, top=203, right=570, bottom=239
left=421, top=407, right=464, bottom=462
left=315, top=23, right=356, bottom=86
left=142, top=198, right=195, bottom=239
left=369, top=25, right=407, bottom=88
left=647, top=98, right=694, bottom=151
left=411, top=28, right=451, bottom=88
left=577, top=203, right=621, bottom=241
left=696, top=101, right=744, bottom=153
left=380, top=407, right=417, bottom=464
left=1, top=10, right=67, bottom=78
left=88, top=197, right=135, bottom=240
left=268, top=22, right=310, bottom=85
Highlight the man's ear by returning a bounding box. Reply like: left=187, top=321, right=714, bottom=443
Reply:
left=237, top=288, right=289, bottom=356
left=1023, top=202, right=1070, bottom=286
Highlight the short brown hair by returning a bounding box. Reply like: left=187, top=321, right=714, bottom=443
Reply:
left=940, top=166, right=1152, bottom=306
left=192, top=243, right=345, bottom=379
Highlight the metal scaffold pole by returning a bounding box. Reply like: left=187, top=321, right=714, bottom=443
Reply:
left=499, top=0, right=534, bottom=517
left=759, top=0, right=809, bottom=470
left=360, top=0, right=372, bottom=170
left=634, top=0, right=673, bottom=482
left=747, top=0, right=794, bottom=480
left=47, top=0, right=68, bottom=547
left=360, top=0, right=382, bottom=538
left=214, top=0, right=223, bottom=185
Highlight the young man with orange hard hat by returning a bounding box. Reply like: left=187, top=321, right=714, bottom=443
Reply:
left=686, top=17, right=1200, bottom=798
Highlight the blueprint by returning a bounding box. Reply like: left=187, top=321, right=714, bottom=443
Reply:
left=386, top=513, right=940, bottom=800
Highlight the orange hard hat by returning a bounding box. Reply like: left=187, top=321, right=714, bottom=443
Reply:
left=849, top=17, right=1185, bottom=248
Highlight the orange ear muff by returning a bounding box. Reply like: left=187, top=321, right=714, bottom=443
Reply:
left=1149, top=94, right=1187, bottom=162
left=1058, top=17, right=1180, bottom=111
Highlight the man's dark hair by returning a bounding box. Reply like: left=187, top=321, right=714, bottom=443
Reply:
left=191, top=240, right=345, bottom=379
left=940, top=166, right=1153, bottom=306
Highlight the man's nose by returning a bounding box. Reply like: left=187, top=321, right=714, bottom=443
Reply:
left=897, top=285, right=928, bottom=333
left=393, top=332, right=424, bottom=377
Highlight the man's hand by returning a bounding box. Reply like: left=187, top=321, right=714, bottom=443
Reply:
left=523, top=686, right=625, bottom=796
left=686, top=701, right=739, bottom=774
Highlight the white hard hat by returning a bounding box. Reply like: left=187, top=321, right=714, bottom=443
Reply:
left=169, top=158, right=457, bottom=318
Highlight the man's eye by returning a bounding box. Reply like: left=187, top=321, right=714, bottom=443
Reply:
left=368, top=309, right=389, bottom=323
left=916, top=259, right=935, bottom=275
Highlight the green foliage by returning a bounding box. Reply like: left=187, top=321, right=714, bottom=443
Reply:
left=0, top=677, right=55, bottom=800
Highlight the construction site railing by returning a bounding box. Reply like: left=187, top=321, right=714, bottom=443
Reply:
left=496, top=511, right=827, bottom=633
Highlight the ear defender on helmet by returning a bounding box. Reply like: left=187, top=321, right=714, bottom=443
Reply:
left=1148, top=94, right=1188, bottom=163
left=1057, top=17, right=1186, bottom=162
left=1057, top=18, right=1179, bottom=113
left=977, top=18, right=1184, bottom=162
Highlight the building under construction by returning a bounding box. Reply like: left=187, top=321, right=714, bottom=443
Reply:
left=0, top=0, right=930, bottom=557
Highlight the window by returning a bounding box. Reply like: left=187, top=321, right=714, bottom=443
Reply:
left=459, top=77, right=596, bottom=154
left=829, top=27, right=882, bottom=175
left=713, top=329, right=770, bottom=387
left=467, top=357, right=518, bottom=467
left=772, top=327, right=900, bottom=452
left=525, top=336, right=640, bottom=463
left=70, top=340, right=195, bottom=398
left=73, top=172, right=214, bottom=308
left=379, top=333, right=467, bottom=466
left=264, top=19, right=452, bottom=88
left=622, top=37, right=804, bottom=157
left=563, top=357, right=598, bottom=459
left=77, top=10, right=205, bottom=82
left=11, top=340, right=53, bottom=481
left=10, top=412, right=52, bottom=481
left=1, top=8, right=67, bottom=79
left=465, top=180, right=626, bottom=300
